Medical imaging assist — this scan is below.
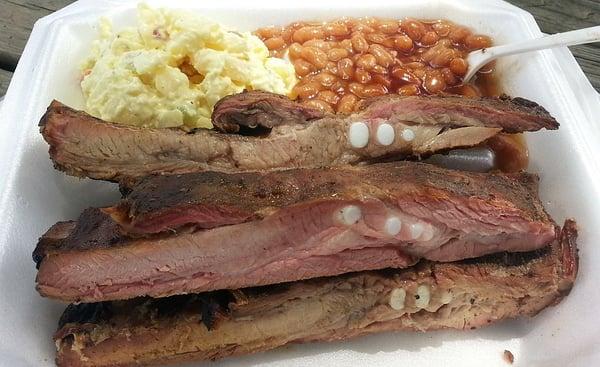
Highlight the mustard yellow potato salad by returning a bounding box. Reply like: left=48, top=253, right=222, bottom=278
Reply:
left=81, top=4, right=296, bottom=129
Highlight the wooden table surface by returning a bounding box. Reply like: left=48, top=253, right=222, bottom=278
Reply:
left=1, top=0, right=599, bottom=96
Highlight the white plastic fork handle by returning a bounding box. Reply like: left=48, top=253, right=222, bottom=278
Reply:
left=464, top=25, right=600, bottom=82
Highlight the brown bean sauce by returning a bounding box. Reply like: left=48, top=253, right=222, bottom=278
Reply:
left=255, top=18, right=527, bottom=172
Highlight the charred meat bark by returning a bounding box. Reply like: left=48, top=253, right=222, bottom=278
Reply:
left=211, top=90, right=325, bottom=133
left=40, top=92, right=558, bottom=181
left=53, top=220, right=578, bottom=367
left=34, top=162, right=557, bottom=303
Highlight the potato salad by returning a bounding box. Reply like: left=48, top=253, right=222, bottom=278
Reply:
left=81, top=4, right=296, bottom=129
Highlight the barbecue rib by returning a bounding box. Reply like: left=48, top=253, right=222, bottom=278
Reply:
left=34, top=162, right=557, bottom=303
left=40, top=92, right=558, bottom=181
left=53, top=220, right=578, bottom=367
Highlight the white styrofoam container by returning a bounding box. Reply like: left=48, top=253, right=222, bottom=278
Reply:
left=1, top=0, right=599, bottom=366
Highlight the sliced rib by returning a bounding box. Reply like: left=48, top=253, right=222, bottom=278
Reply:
left=40, top=92, right=558, bottom=181
left=34, top=162, right=557, bottom=303
left=53, top=220, right=577, bottom=367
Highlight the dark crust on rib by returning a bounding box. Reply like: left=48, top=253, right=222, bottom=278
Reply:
left=212, top=91, right=557, bottom=134
left=53, top=220, right=578, bottom=367
left=33, top=162, right=550, bottom=260
left=359, top=94, right=559, bottom=132
left=211, top=90, right=325, bottom=133
left=128, top=162, right=544, bottom=224
left=32, top=221, right=76, bottom=268
left=33, top=209, right=124, bottom=268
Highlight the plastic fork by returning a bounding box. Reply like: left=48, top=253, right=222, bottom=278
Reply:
left=463, top=25, right=600, bottom=82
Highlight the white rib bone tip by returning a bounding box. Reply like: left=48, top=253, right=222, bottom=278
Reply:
left=415, top=285, right=431, bottom=309
left=408, top=222, right=423, bottom=239
left=401, top=128, right=415, bottom=142
left=349, top=122, right=369, bottom=148
left=389, top=288, right=406, bottom=310
left=340, top=205, right=362, bottom=225
left=376, top=123, right=395, bottom=146
left=420, top=224, right=434, bottom=241
left=384, top=216, right=402, bottom=236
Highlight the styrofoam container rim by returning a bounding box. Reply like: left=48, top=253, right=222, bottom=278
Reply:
left=1, top=1, right=599, bottom=366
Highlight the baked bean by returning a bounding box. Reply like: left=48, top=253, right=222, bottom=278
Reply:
left=339, top=39, right=354, bottom=53
left=441, top=67, right=458, bottom=85
left=423, top=72, right=447, bottom=94
left=301, top=47, right=328, bottom=69
left=448, top=26, right=471, bottom=43
left=420, top=31, right=439, bottom=46
left=357, top=83, right=387, bottom=98
left=323, top=22, right=350, bottom=37
left=391, top=66, right=419, bottom=84
left=369, top=44, right=394, bottom=67
left=401, top=18, right=426, bottom=41
left=325, top=61, right=338, bottom=75
left=449, top=58, right=468, bottom=76
left=348, top=82, right=364, bottom=96
left=293, top=81, right=322, bottom=99
left=337, top=58, right=355, bottom=80
left=264, top=37, right=285, bottom=50
left=353, top=22, right=375, bottom=34
left=325, top=61, right=339, bottom=75
left=437, top=38, right=452, bottom=48
left=303, top=99, right=334, bottom=113
left=317, top=90, right=340, bottom=105
left=354, top=68, right=372, bottom=84
left=378, top=20, right=399, bottom=34
left=372, top=74, right=392, bottom=88
left=365, top=32, right=387, bottom=44
left=288, top=43, right=304, bottom=59
left=315, top=72, right=337, bottom=87
left=371, top=65, right=387, bottom=74
left=397, top=84, right=420, bottom=96
left=404, top=61, right=426, bottom=69
left=293, top=26, right=324, bottom=43
left=412, top=68, right=426, bottom=79
left=293, top=59, right=314, bottom=77
left=330, top=79, right=346, bottom=94
left=432, top=22, right=451, bottom=37
left=423, top=44, right=457, bottom=67
left=381, top=37, right=397, bottom=48
left=280, top=26, right=296, bottom=44
left=256, top=26, right=281, bottom=39
left=260, top=17, right=496, bottom=112
left=363, top=17, right=378, bottom=27
left=394, top=35, right=414, bottom=53
left=303, top=39, right=332, bottom=51
left=337, top=93, right=358, bottom=113
left=328, top=48, right=349, bottom=61
left=351, top=33, right=369, bottom=53
left=464, top=34, right=492, bottom=50
left=356, top=54, right=377, bottom=70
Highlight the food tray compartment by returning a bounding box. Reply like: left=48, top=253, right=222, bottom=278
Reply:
left=0, top=1, right=599, bottom=366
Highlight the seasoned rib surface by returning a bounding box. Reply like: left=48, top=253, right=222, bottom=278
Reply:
left=211, top=90, right=325, bottom=133
left=40, top=92, right=558, bottom=181
left=34, top=162, right=557, bottom=303
left=53, top=220, right=578, bottom=367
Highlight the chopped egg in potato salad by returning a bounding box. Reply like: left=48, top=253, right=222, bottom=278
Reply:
left=81, top=4, right=297, bottom=129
